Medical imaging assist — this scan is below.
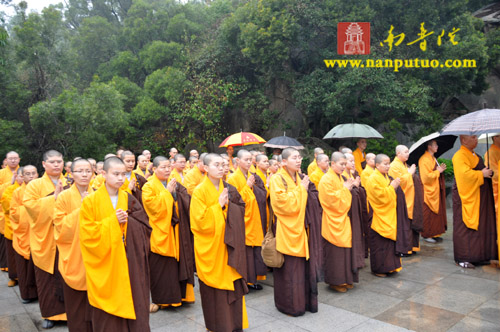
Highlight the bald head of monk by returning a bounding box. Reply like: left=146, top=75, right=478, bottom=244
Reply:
left=316, top=153, right=330, bottom=172
left=345, top=153, right=355, bottom=172
left=365, top=153, right=376, bottom=168
left=120, top=150, right=136, bottom=173
left=169, top=148, right=178, bottom=159
left=22, top=165, right=38, bottom=184
left=237, top=149, right=252, bottom=173
left=96, top=161, right=104, bottom=175
left=357, top=138, right=367, bottom=152
left=142, top=150, right=151, bottom=161
left=256, top=154, right=269, bottom=172
left=104, top=153, right=116, bottom=159
left=103, top=157, right=126, bottom=194
left=152, top=156, right=171, bottom=182
left=313, top=147, right=324, bottom=159
left=331, top=152, right=346, bottom=175
left=189, top=156, right=198, bottom=169
left=5, top=151, right=20, bottom=171
left=341, top=147, right=353, bottom=154
left=459, top=135, right=478, bottom=151
left=268, top=159, right=279, bottom=174
left=203, top=153, right=224, bottom=180
left=190, top=150, right=199, bottom=158
left=198, top=152, right=208, bottom=173
left=282, top=147, right=302, bottom=173
left=42, top=150, right=64, bottom=179
left=71, top=158, right=93, bottom=189
left=395, top=145, right=410, bottom=163
left=173, top=153, right=186, bottom=173
left=375, top=154, right=391, bottom=174
left=137, top=155, right=148, bottom=171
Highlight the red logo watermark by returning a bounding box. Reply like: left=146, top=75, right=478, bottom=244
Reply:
left=337, top=22, right=370, bottom=55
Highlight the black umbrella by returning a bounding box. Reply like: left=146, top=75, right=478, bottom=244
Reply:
left=263, top=134, right=304, bottom=150
left=407, top=132, right=457, bottom=166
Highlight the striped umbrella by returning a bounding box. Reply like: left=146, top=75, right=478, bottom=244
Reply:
left=440, top=109, right=500, bottom=136
left=219, top=132, right=266, bottom=147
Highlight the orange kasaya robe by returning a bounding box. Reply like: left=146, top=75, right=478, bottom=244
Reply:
left=79, top=185, right=135, bottom=319
left=419, top=151, right=442, bottom=214
left=91, top=173, right=105, bottom=190
left=269, top=168, right=309, bottom=259
left=0, top=166, right=19, bottom=235
left=360, top=165, right=374, bottom=188
left=2, top=182, right=20, bottom=240
left=227, top=168, right=264, bottom=247
left=389, top=158, right=415, bottom=219
left=133, top=165, right=151, bottom=179
left=54, top=184, right=93, bottom=291
left=190, top=176, right=245, bottom=291
left=10, top=184, right=31, bottom=259
left=452, top=146, right=483, bottom=230
left=307, top=159, right=317, bottom=176
left=310, top=167, right=327, bottom=189
left=365, top=169, right=397, bottom=241
left=23, top=173, right=67, bottom=274
left=353, top=148, right=366, bottom=176
left=318, top=169, right=352, bottom=247
left=484, top=144, right=500, bottom=212
left=255, top=168, right=267, bottom=189
left=184, top=166, right=205, bottom=196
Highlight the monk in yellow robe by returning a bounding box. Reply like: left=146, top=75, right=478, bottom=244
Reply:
left=1, top=170, right=22, bottom=286
left=269, top=148, right=318, bottom=316
left=319, top=152, right=357, bottom=292
left=134, top=155, right=152, bottom=179
left=360, top=152, right=375, bottom=257
left=226, top=146, right=235, bottom=171
left=353, top=138, right=367, bottom=175
left=228, top=150, right=266, bottom=289
left=10, top=165, right=38, bottom=303
left=80, top=156, right=151, bottom=332
left=191, top=153, right=248, bottom=332
left=310, top=153, right=329, bottom=188
left=120, top=151, right=147, bottom=205
left=307, top=147, right=324, bottom=176
left=268, top=159, right=279, bottom=177
left=0, top=151, right=20, bottom=272
left=143, top=156, right=195, bottom=312
left=365, top=154, right=402, bottom=277
left=184, top=153, right=207, bottom=196
left=360, top=153, right=375, bottom=188
left=23, top=150, right=68, bottom=328
left=389, top=145, right=419, bottom=253
left=419, top=140, right=447, bottom=242
left=255, top=154, right=270, bottom=188
left=484, top=135, right=500, bottom=212
left=169, top=153, right=187, bottom=184
left=54, top=158, right=94, bottom=332
left=90, top=161, right=105, bottom=190
left=452, top=135, right=497, bottom=268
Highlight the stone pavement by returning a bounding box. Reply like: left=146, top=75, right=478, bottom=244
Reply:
left=1, top=210, right=499, bottom=332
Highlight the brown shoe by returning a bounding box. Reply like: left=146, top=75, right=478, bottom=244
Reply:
left=374, top=273, right=387, bottom=278
left=7, top=279, right=17, bottom=287
left=345, top=284, right=354, bottom=289
left=329, top=285, right=347, bottom=293
left=149, top=303, right=159, bottom=313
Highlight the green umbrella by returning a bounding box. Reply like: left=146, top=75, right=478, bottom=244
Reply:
left=323, top=123, right=384, bottom=139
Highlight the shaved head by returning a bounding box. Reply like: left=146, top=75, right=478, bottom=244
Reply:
left=237, top=149, right=251, bottom=159
left=256, top=154, right=268, bottom=163
left=345, top=153, right=354, bottom=161
left=203, top=153, right=221, bottom=166
left=314, top=148, right=324, bottom=156
left=153, top=156, right=168, bottom=167
left=341, top=148, right=353, bottom=154
left=120, top=150, right=134, bottom=159
left=316, top=153, right=329, bottom=163
left=174, top=153, right=186, bottom=162
left=366, top=153, right=375, bottom=161
left=282, top=147, right=299, bottom=160
left=395, top=145, right=408, bottom=154
left=331, top=152, right=345, bottom=162
left=200, top=153, right=208, bottom=165
left=138, top=155, right=147, bottom=162
left=43, top=150, right=63, bottom=161
left=71, top=158, right=92, bottom=172
left=375, top=154, right=390, bottom=165
left=103, top=156, right=125, bottom=172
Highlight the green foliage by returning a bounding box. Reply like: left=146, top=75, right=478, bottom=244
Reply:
left=437, top=158, right=454, bottom=181
left=366, top=119, right=403, bottom=158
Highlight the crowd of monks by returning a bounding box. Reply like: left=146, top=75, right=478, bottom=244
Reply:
left=0, top=133, right=498, bottom=331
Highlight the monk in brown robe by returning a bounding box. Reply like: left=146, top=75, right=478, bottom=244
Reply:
left=10, top=165, right=38, bottom=303
left=120, top=151, right=147, bottom=205
left=310, top=154, right=329, bottom=189
left=80, top=156, right=151, bottom=332
left=191, top=153, right=249, bottom=332
left=23, top=150, right=68, bottom=329
left=269, top=148, right=321, bottom=316
left=360, top=153, right=375, bottom=258
left=365, top=154, right=402, bottom=277
left=54, top=158, right=94, bottom=332
left=419, top=140, right=447, bottom=243
left=452, top=135, right=498, bottom=268
left=228, top=150, right=266, bottom=290
left=319, top=152, right=358, bottom=292
left=143, top=156, right=195, bottom=312
left=0, top=151, right=20, bottom=272
left=134, top=155, right=152, bottom=179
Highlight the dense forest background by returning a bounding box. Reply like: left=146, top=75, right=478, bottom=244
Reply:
left=0, top=0, right=499, bottom=165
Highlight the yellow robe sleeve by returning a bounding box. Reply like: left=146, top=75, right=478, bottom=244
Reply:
left=227, top=169, right=264, bottom=246
left=142, top=174, right=178, bottom=259
left=2, top=182, right=19, bottom=239
left=452, top=146, right=483, bottom=230
left=309, top=168, right=325, bottom=189
left=484, top=145, right=500, bottom=211
left=389, top=158, right=415, bottom=219
left=365, top=170, right=397, bottom=241
left=418, top=151, right=441, bottom=214
left=269, top=169, right=308, bottom=259
left=318, top=170, right=352, bottom=247
left=307, top=160, right=317, bottom=176
left=80, top=188, right=136, bottom=319
left=353, top=148, right=366, bottom=175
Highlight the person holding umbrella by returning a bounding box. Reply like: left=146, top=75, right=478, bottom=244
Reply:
left=452, top=135, right=497, bottom=268
left=353, top=139, right=367, bottom=175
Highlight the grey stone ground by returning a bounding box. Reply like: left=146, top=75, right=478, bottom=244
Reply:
left=1, top=209, right=499, bottom=332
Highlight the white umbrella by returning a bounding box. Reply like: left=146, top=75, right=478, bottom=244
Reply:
left=478, top=132, right=500, bottom=144
left=323, top=123, right=383, bottom=139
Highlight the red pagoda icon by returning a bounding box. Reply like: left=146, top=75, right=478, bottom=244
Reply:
left=337, top=22, right=370, bottom=55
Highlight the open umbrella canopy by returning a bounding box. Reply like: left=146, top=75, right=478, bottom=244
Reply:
left=219, top=132, right=266, bottom=148
left=323, top=123, right=383, bottom=139
left=263, top=134, right=304, bottom=150
left=407, top=132, right=457, bottom=165
left=440, top=109, right=500, bottom=136
left=478, top=132, right=500, bottom=144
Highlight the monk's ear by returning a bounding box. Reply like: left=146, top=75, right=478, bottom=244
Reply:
left=203, top=164, right=209, bottom=173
